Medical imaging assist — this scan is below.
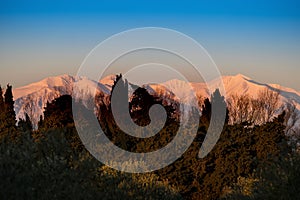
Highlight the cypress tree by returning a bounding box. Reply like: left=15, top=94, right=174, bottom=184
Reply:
left=199, top=98, right=211, bottom=131
left=40, top=95, right=73, bottom=129
left=4, top=84, right=16, bottom=127
left=0, top=84, right=17, bottom=141
left=0, top=85, right=4, bottom=111
left=18, top=113, right=33, bottom=132
left=0, top=85, right=5, bottom=134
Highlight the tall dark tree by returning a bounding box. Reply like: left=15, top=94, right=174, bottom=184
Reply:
left=4, top=84, right=16, bottom=127
left=110, top=73, right=123, bottom=102
left=211, top=89, right=229, bottom=124
left=0, top=84, right=17, bottom=141
left=0, top=85, right=4, bottom=111
left=200, top=89, right=229, bottom=131
left=0, top=85, right=5, bottom=135
left=40, top=95, right=74, bottom=129
left=129, top=87, right=160, bottom=126
left=37, top=95, right=85, bottom=152
left=101, top=74, right=179, bottom=152
left=18, top=113, right=33, bottom=132
left=254, top=111, right=288, bottom=161
left=200, top=98, right=211, bottom=130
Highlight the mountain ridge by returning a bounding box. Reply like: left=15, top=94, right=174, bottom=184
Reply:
left=11, top=73, right=300, bottom=130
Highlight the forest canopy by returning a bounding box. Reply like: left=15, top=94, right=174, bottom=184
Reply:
left=0, top=79, right=299, bottom=200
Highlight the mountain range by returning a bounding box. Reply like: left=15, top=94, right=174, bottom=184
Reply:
left=12, top=74, right=300, bottom=131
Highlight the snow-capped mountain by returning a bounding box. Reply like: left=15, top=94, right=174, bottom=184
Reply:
left=148, top=74, right=300, bottom=110
left=12, top=73, right=300, bottom=131
left=148, top=74, right=300, bottom=133
left=13, top=74, right=110, bottom=128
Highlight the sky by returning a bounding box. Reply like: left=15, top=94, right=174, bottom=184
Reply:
left=0, top=0, right=300, bottom=90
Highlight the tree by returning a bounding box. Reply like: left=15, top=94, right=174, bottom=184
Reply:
left=254, top=112, right=288, bottom=161
left=0, top=85, right=4, bottom=111
left=228, top=94, right=252, bottom=124
left=40, top=95, right=74, bottom=129
left=99, top=74, right=179, bottom=153
left=18, top=113, right=33, bottom=132
left=258, top=88, right=280, bottom=123
left=228, top=89, right=280, bottom=125
left=129, top=87, right=160, bottom=126
left=284, top=101, right=300, bottom=140
left=253, top=152, right=300, bottom=199
left=37, top=95, right=88, bottom=152
left=0, top=84, right=17, bottom=141
left=211, top=88, right=229, bottom=124
left=0, top=85, right=5, bottom=136
left=4, top=84, right=16, bottom=124
left=200, top=98, right=211, bottom=130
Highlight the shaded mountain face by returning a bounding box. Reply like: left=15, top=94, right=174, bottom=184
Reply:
left=12, top=73, right=300, bottom=130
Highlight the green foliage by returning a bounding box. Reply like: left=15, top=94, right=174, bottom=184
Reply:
left=253, top=112, right=288, bottom=162
left=96, top=165, right=182, bottom=200
left=155, top=100, right=288, bottom=200
left=0, top=80, right=296, bottom=199
left=226, top=152, right=300, bottom=200
left=0, top=130, right=98, bottom=199
left=2, top=83, right=181, bottom=198
left=0, top=128, right=182, bottom=199
left=254, top=152, right=300, bottom=199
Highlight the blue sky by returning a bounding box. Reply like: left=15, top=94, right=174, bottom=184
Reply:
left=0, top=0, right=299, bottom=90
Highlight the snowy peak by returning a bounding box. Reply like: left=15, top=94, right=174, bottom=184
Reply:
left=227, top=73, right=250, bottom=80
left=222, top=74, right=300, bottom=105
left=221, top=75, right=265, bottom=98
left=147, top=74, right=300, bottom=114
left=13, top=74, right=114, bottom=128
left=12, top=73, right=300, bottom=131
left=99, top=74, right=116, bottom=89
left=14, top=74, right=75, bottom=99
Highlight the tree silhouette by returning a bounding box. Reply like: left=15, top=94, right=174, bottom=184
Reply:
left=0, top=84, right=17, bottom=141
left=0, top=85, right=4, bottom=111
left=4, top=84, right=16, bottom=128
left=18, top=113, right=33, bottom=132
left=0, top=85, right=5, bottom=137
left=40, top=95, right=74, bottom=129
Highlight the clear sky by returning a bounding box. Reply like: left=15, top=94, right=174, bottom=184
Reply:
left=0, top=0, right=299, bottom=90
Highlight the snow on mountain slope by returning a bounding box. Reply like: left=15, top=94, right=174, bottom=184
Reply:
left=14, top=74, right=74, bottom=99
left=148, top=74, right=300, bottom=129
left=13, top=73, right=300, bottom=131
left=99, top=74, right=116, bottom=90
left=219, top=74, right=300, bottom=112
left=150, top=73, right=300, bottom=107
left=160, top=79, right=197, bottom=105
left=13, top=74, right=111, bottom=128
